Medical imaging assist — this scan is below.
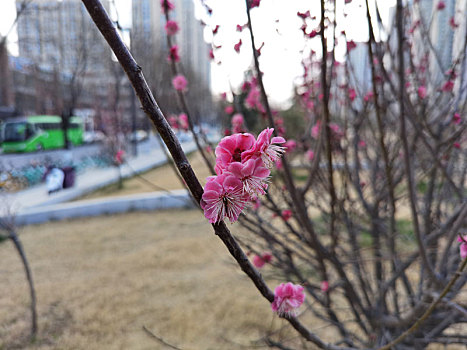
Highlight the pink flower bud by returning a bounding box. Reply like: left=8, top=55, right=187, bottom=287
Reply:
left=168, top=45, right=180, bottom=62
left=165, top=20, right=179, bottom=36
left=172, top=74, right=188, bottom=91
left=161, top=0, right=174, bottom=13
left=442, top=80, right=454, bottom=92
left=347, top=40, right=357, bottom=52
left=234, top=39, right=242, bottom=53
left=281, top=209, right=292, bottom=221
left=320, top=281, right=329, bottom=292
left=306, top=150, right=315, bottom=161
left=418, top=85, right=427, bottom=99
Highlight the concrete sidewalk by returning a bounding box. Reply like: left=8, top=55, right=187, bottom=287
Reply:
left=1, top=140, right=198, bottom=220
left=13, top=189, right=195, bottom=226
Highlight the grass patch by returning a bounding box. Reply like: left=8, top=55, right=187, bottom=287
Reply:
left=0, top=210, right=282, bottom=349
left=77, top=151, right=213, bottom=201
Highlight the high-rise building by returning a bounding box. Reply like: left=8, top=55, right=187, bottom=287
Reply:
left=409, top=0, right=466, bottom=83
left=131, top=0, right=211, bottom=96
left=16, top=0, right=110, bottom=75
left=14, top=0, right=136, bottom=126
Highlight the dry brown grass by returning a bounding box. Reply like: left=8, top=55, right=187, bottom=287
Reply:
left=0, top=210, right=294, bottom=350
left=78, top=152, right=212, bottom=201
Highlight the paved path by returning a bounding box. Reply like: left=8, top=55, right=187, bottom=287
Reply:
left=1, top=140, right=198, bottom=221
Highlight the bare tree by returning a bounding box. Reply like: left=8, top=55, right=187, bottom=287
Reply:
left=82, top=0, right=466, bottom=348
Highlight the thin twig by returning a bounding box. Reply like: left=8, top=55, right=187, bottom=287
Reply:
left=142, top=325, right=183, bottom=350
left=377, top=258, right=467, bottom=350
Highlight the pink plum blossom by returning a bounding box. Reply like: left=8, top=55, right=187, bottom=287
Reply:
left=359, top=140, right=367, bottom=148
left=228, top=158, right=270, bottom=196
left=418, top=85, right=427, bottom=99
left=245, top=87, right=262, bottom=110
left=320, top=280, right=329, bottom=292
left=165, top=20, right=179, bottom=35
left=349, top=88, right=357, bottom=102
left=201, top=174, right=250, bottom=223
left=364, top=91, right=374, bottom=102
left=306, top=150, right=315, bottom=161
left=311, top=121, right=320, bottom=138
left=453, top=113, right=461, bottom=124
left=179, top=113, right=188, bottom=130
left=224, top=105, right=234, bottom=114
left=215, top=133, right=256, bottom=172
left=243, top=128, right=286, bottom=168
left=281, top=209, right=292, bottom=221
left=172, top=74, right=188, bottom=91
left=168, top=115, right=178, bottom=129
left=271, top=282, right=305, bottom=317
left=231, top=113, right=244, bottom=126
left=253, top=255, right=266, bottom=268
left=453, top=142, right=460, bottom=149
left=442, top=80, right=454, bottom=92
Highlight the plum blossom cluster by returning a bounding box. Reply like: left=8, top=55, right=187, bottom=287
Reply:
left=271, top=282, right=305, bottom=317
left=201, top=128, right=286, bottom=224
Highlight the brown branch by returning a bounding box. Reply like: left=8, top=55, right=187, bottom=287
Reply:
left=0, top=218, right=37, bottom=339
left=377, top=258, right=467, bottom=350
left=395, top=0, right=439, bottom=286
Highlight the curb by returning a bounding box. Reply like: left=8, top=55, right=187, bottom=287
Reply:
left=13, top=189, right=196, bottom=226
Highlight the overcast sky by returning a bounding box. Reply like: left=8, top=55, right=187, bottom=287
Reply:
left=0, top=0, right=395, bottom=105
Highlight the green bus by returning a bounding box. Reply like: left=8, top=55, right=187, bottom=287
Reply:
left=1, top=115, right=84, bottom=153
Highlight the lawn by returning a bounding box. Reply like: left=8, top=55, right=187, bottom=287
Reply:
left=78, top=151, right=213, bottom=201
left=0, top=210, right=289, bottom=350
